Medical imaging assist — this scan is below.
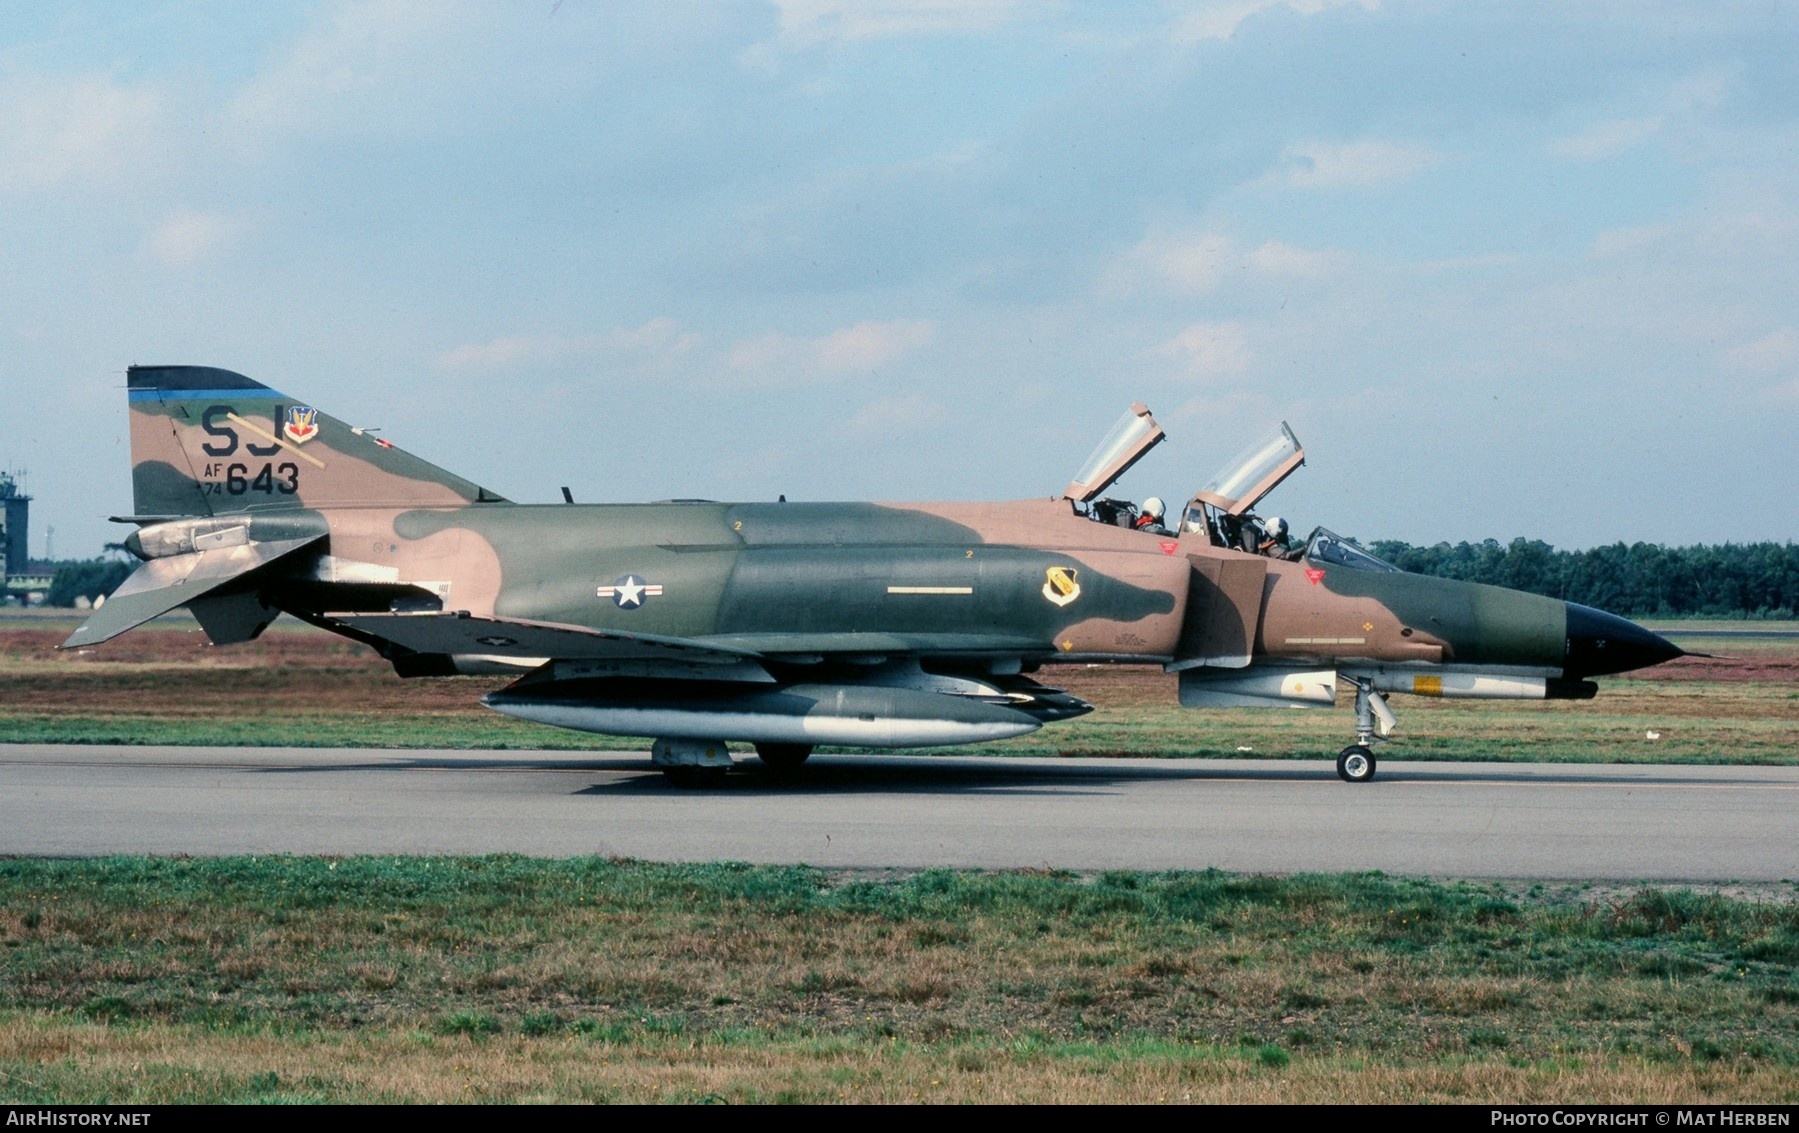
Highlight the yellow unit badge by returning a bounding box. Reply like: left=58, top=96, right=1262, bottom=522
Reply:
left=1042, top=565, right=1081, bottom=607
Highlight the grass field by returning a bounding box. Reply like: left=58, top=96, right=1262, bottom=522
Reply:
left=1, top=859, right=1796, bottom=1103
left=3, top=611, right=1794, bottom=765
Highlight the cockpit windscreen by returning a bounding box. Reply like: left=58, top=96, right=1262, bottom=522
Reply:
left=1304, top=528, right=1400, bottom=573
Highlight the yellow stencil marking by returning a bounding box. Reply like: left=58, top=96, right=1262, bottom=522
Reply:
left=1413, top=675, right=1443, bottom=697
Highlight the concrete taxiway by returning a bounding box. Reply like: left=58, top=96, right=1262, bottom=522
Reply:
left=2, top=745, right=1794, bottom=881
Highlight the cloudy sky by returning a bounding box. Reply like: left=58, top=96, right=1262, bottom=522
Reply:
left=2, top=0, right=1795, bottom=560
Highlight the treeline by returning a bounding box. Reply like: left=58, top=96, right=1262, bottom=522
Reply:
left=44, top=559, right=132, bottom=608
left=1366, top=538, right=1799, bottom=618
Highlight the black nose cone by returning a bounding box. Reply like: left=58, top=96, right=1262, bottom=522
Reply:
left=1564, top=603, right=1684, bottom=678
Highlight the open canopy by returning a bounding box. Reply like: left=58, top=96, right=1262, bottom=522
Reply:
left=1061, top=403, right=1165, bottom=503
left=1190, top=422, right=1304, bottom=516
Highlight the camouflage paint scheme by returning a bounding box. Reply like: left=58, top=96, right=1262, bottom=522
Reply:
left=69, top=366, right=1683, bottom=782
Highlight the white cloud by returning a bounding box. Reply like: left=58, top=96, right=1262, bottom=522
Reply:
left=445, top=318, right=937, bottom=388
left=1259, top=138, right=1442, bottom=190
left=1116, top=231, right=1235, bottom=294
left=1106, top=231, right=1346, bottom=296
left=144, top=212, right=252, bottom=268
left=1167, top=0, right=1378, bottom=45
left=729, top=319, right=936, bottom=382
left=227, top=0, right=502, bottom=145
left=612, top=317, right=699, bottom=355
left=816, top=319, right=936, bottom=372
left=1548, top=116, right=1663, bottom=161
left=768, top=0, right=1028, bottom=45
left=1243, top=239, right=1348, bottom=280
left=437, top=318, right=698, bottom=372
left=438, top=335, right=541, bottom=371
left=0, top=72, right=163, bottom=194
left=1721, top=328, right=1799, bottom=376
left=1150, top=321, right=1253, bottom=378
left=1666, top=68, right=1732, bottom=114
left=1548, top=69, right=1738, bottom=164
left=849, top=394, right=948, bottom=432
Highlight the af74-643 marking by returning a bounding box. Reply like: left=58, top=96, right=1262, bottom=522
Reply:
left=67, top=367, right=1683, bottom=784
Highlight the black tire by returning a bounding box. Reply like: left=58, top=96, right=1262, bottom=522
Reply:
left=663, top=765, right=729, bottom=788
left=754, top=743, right=814, bottom=771
left=1336, top=745, right=1376, bottom=783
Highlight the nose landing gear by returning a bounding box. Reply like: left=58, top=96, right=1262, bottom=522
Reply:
left=1338, top=677, right=1395, bottom=783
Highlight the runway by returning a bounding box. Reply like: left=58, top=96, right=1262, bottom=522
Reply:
left=1, top=744, right=1794, bottom=881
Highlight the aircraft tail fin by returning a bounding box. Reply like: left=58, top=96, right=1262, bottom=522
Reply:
left=127, top=365, right=508, bottom=517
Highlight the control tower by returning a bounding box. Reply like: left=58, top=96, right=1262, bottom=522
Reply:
left=0, top=472, right=28, bottom=578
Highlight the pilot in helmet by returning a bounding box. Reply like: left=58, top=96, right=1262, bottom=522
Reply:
left=1257, top=515, right=1298, bottom=559
left=1135, top=496, right=1171, bottom=536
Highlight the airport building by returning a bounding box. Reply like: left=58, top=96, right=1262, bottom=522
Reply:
left=1, top=472, right=50, bottom=604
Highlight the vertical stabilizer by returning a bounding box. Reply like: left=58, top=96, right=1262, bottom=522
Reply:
left=128, top=365, right=506, bottom=517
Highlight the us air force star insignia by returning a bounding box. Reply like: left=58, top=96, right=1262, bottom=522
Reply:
left=596, top=574, right=664, bottom=609
left=597, top=575, right=669, bottom=611
left=1042, top=566, right=1080, bottom=607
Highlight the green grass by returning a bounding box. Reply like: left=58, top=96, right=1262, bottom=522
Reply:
left=3, top=684, right=1787, bottom=766
left=1, top=858, right=1796, bottom=1101
left=0, top=711, right=603, bottom=750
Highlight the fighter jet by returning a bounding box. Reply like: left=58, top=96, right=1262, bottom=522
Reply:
left=67, top=366, right=1683, bottom=784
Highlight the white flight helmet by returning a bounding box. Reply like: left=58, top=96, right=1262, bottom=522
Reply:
left=1141, top=496, right=1166, bottom=520
left=1264, top=515, right=1288, bottom=540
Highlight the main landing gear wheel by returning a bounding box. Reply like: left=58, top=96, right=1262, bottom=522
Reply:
left=1337, top=744, right=1376, bottom=783
left=754, top=743, right=814, bottom=771
left=664, top=765, right=729, bottom=788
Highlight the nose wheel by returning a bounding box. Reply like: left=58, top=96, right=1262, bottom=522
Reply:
left=1337, top=744, right=1376, bottom=783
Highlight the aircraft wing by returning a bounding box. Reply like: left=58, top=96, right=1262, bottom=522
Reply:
left=62, top=535, right=326, bottom=649
left=326, top=612, right=764, bottom=666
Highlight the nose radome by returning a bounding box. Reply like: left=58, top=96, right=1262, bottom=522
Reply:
left=1563, top=603, right=1684, bottom=678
